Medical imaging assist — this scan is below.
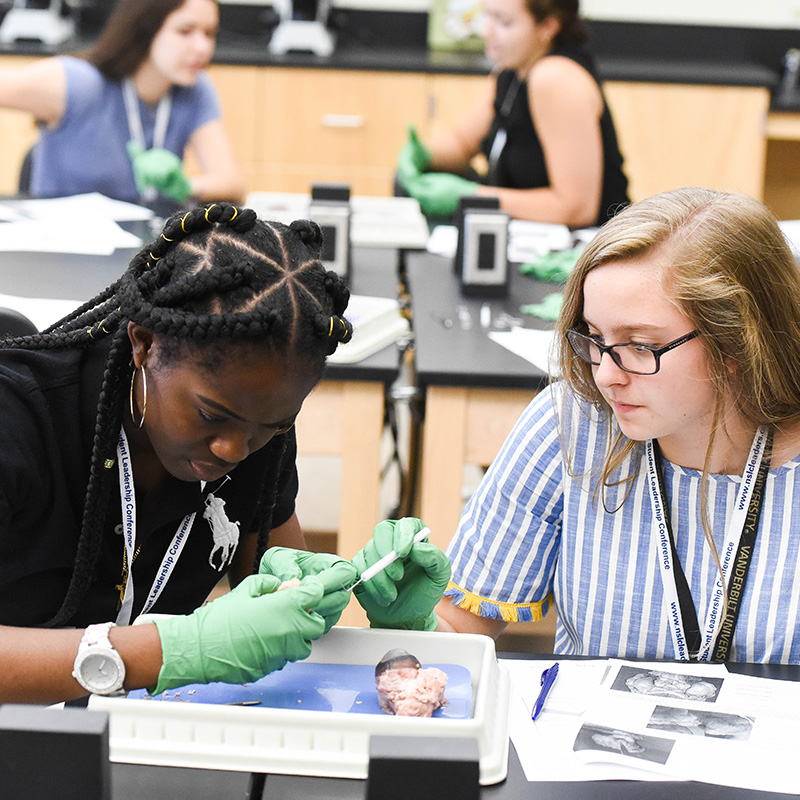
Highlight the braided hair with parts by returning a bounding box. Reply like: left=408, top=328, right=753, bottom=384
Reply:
left=2, top=202, right=352, bottom=627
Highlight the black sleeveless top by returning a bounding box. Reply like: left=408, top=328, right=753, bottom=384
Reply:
left=480, top=43, right=630, bottom=226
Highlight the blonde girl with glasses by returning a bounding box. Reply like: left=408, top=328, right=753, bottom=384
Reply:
left=433, top=187, right=800, bottom=663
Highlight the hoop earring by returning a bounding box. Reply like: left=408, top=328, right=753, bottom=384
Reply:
left=129, top=365, right=148, bottom=429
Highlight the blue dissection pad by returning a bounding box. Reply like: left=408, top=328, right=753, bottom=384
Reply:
left=128, top=662, right=472, bottom=719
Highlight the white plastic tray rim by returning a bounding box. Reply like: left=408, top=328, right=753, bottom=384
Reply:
left=91, top=627, right=509, bottom=785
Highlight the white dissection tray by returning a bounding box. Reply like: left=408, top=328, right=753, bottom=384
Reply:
left=327, top=294, right=409, bottom=364
left=90, top=627, right=510, bottom=785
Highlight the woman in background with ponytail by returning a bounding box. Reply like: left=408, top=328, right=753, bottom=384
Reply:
left=397, top=0, right=629, bottom=226
left=0, top=202, right=362, bottom=703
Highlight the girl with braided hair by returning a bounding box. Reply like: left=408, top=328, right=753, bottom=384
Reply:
left=0, top=0, right=243, bottom=208
left=0, top=201, right=366, bottom=703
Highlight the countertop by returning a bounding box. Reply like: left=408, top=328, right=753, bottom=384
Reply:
left=213, top=33, right=780, bottom=89
left=0, top=30, right=781, bottom=98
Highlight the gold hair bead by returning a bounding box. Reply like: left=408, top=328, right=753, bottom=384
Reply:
left=104, top=458, right=115, bottom=469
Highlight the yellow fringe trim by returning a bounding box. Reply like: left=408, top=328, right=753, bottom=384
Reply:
left=446, top=581, right=552, bottom=623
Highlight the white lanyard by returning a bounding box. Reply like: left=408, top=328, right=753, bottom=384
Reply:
left=115, top=427, right=199, bottom=626
left=645, top=427, right=770, bottom=661
left=122, top=78, right=173, bottom=201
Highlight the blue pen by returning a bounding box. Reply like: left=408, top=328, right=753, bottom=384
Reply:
left=531, top=662, right=559, bottom=721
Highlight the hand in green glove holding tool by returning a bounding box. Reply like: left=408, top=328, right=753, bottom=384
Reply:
left=258, top=547, right=358, bottom=632
left=127, top=141, right=193, bottom=204
left=351, top=517, right=451, bottom=631
left=152, top=573, right=327, bottom=694
left=153, top=521, right=449, bottom=694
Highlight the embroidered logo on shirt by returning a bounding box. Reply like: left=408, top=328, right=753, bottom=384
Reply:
left=204, top=493, right=240, bottom=571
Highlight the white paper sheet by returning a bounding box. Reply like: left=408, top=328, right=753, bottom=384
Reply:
left=502, top=657, right=800, bottom=793
left=0, top=218, right=140, bottom=255
left=579, top=660, right=800, bottom=793
left=426, top=224, right=458, bottom=257
left=488, top=326, right=558, bottom=375
left=0, top=193, right=148, bottom=254
left=507, top=219, right=573, bottom=262
left=503, top=659, right=669, bottom=782
left=2, top=192, right=154, bottom=222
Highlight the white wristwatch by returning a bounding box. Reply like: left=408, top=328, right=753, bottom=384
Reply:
left=72, top=622, right=126, bottom=696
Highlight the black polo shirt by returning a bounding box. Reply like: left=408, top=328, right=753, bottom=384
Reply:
left=0, top=340, right=298, bottom=627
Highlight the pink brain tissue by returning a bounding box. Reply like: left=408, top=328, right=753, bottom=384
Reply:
left=374, top=649, right=448, bottom=717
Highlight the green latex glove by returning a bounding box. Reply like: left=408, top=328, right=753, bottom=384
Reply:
left=152, top=573, right=326, bottom=694
left=520, top=292, right=564, bottom=321
left=351, top=517, right=451, bottom=631
left=402, top=171, right=479, bottom=217
left=520, top=248, right=582, bottom=283
left=127, top=141, right=193, bottom=203
left=258, top=547, right=358, bottom=632
left=397, top=125, right=431, bottom=187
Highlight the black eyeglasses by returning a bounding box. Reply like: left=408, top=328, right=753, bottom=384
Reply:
left=566, top=329, right=700, bottom=375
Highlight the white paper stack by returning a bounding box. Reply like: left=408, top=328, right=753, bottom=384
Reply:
left=328, top=294, right=409, bottom=364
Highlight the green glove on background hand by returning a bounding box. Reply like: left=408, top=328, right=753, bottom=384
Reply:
left=519, top=248, right=582, bottom=282
left=127, top=141, right=193, bottom=203
left=152, top=573, right=326, bottom=694
left=397, top=125, right=432, bottom=187
left=351, top=517, right=451, bottom=631
left=520, top=292, right=564, bottom=321
left=259, top=547, right=358, bottom=632
left=402, top=171, right=479, bottom=217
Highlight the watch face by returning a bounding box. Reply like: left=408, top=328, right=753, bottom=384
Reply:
left=81, top=652, right=123, bottom=692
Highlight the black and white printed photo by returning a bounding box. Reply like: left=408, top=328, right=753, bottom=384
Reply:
left=612, top=667, right=722, bottom=702
left=574, top=724, right=674, bottom=765
left=647, top=705, right=754, bottom=740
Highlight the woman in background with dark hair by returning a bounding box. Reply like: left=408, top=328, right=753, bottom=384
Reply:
left=0, top=0, right=243, bottom=207
left=397, top=0, right=629, bottom=226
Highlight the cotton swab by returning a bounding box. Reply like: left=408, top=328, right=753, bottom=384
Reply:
left=345, top=526, right=431, bottom=592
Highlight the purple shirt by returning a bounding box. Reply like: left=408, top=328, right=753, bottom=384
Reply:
left=30, top=56, right=220, bottom=202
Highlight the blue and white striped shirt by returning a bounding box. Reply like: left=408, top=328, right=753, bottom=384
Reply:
left=445, top=383, right=800, bottom=663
